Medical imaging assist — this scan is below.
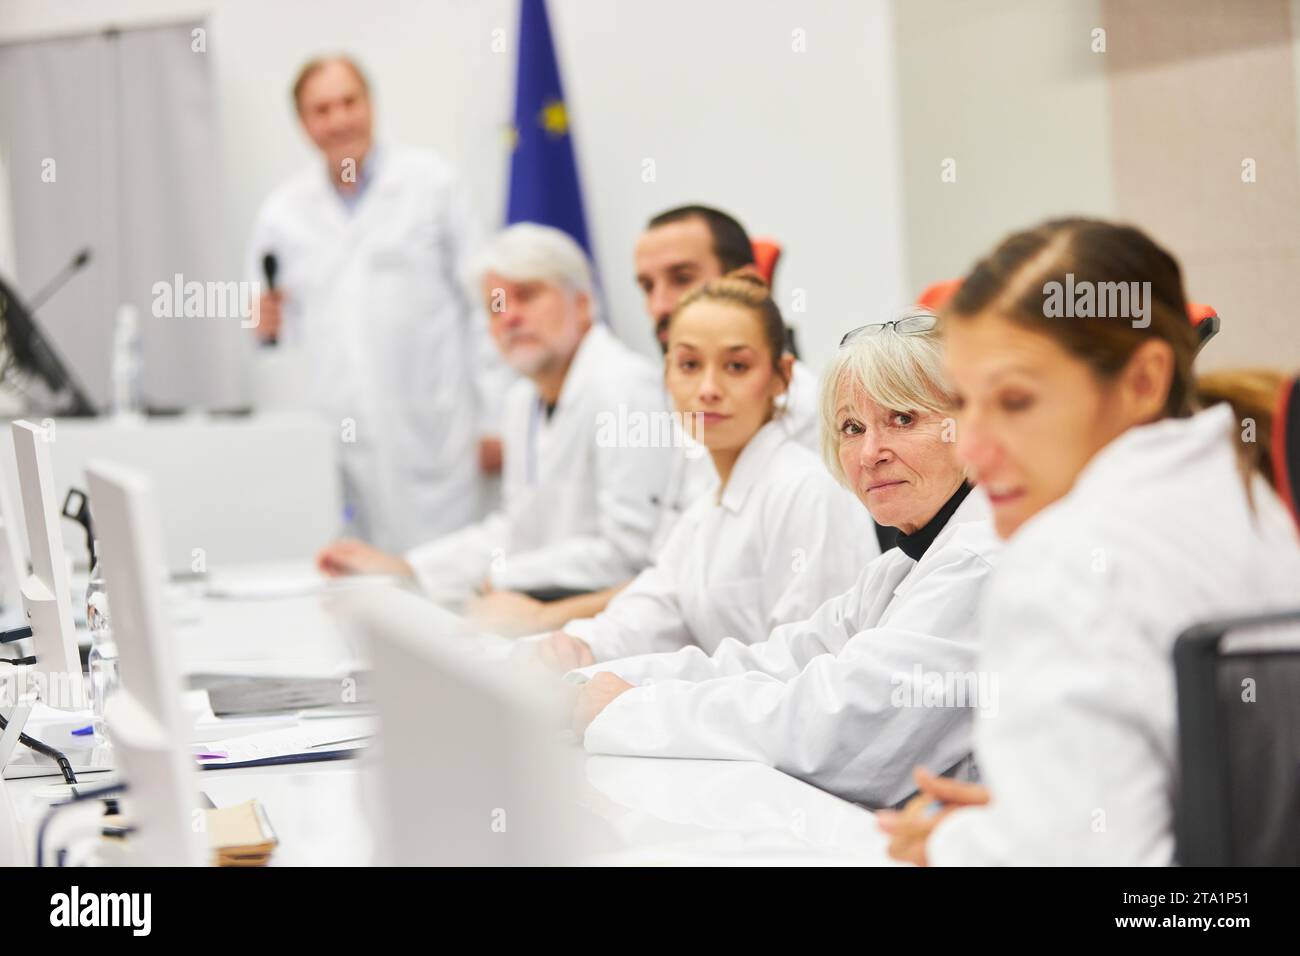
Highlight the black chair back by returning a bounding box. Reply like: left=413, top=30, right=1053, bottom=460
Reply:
left=1174, top=610, right=1300, bottom=865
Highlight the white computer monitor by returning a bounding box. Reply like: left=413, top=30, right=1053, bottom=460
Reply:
left=0, top=429, right=28, bottom=625
left=335, top=586, right=588, bottom=865
left=86, top=459, right=204, bottom=866
left=10, top=420, right=83, bottom=710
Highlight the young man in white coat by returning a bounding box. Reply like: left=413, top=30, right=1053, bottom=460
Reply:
left=245, top=55, right=507, bottom=553
left=317, top=223, right=674, bottom=608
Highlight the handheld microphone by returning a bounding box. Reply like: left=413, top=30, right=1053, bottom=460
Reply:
left=261, top=252, right=279, bottom=347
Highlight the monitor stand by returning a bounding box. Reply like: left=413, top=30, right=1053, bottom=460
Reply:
left=1, top=691, right=115, bottom=779
left=0, top=693, right=34, bottom=771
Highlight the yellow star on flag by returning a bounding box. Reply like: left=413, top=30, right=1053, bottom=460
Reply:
left=539, top=99, right=569, bottom=137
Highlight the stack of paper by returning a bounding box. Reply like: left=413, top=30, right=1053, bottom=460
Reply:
left=206, top=800, right=278, bottom=866
left=188, top=673, right=371, bottom=716
left=193, top=719, right=374, bottom=770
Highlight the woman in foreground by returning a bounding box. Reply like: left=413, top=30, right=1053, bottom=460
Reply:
left=881, top=218, right=1300, bottom=865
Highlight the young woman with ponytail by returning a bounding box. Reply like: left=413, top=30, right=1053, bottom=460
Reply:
left=880, top=217, right=1300, bottom=865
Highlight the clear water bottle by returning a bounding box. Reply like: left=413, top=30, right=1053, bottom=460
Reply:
left=85, top=555, right=119, bottom=726
left=110, top=303, right=143, bottom=417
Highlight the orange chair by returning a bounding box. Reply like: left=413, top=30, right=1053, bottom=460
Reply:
left=752, top=238, right=798, bottom=356
left=1186, top=302, right=1220, bottom=348
left=750, top=238, right=782, bottom=287
left=1273, top=374, right=1300, bottom=532
left=915, top=278, right=962, bottom=310
left=915, top=278, right=1221, bottom=347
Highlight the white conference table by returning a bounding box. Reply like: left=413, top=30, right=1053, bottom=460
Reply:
left=3, top=566, right=894, bottom=867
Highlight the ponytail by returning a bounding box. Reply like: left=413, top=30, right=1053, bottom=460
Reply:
left=1194, top=368, right=1285, bottom=491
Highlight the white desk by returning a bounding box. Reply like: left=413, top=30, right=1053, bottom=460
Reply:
left=1, top=579, right=893, bottom=867
left=578, top=755, right=893, bottom=865
left=2, top=751, right=891, bottom=867
left=174, top=572, right=364, bottom=679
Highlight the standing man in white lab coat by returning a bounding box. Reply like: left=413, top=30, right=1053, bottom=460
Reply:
left=246, top=55, right=506, bottom=552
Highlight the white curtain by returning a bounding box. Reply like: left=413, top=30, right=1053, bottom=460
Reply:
left=0, top=20, right=248, bottom=411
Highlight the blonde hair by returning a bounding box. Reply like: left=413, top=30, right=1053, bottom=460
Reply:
left=818, top=307, right=953, bottom=486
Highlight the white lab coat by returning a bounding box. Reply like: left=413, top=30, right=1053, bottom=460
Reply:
left=245, top=144, right=507, bottom=552
left=930, top=405, right=1300, bottom=865
left=406, top=323, right=673, bottom=603
left=563, top=419, right=879, bottom=661
left=573, top=489, right=1001, bottom=807
left=782, top=359, right=822, bottom=450
left=648, top=358, right=822, bottom=557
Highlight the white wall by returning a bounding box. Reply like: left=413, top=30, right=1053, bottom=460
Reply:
left=545, top=0, right=908, bottom=367
left=1, top=0, right=908, bottom=383
left=893, top=0, right=1300, bottom=371
left=893, top=0, right=1116, bottom=297
left=1100, top=0, right=1300, bottom=372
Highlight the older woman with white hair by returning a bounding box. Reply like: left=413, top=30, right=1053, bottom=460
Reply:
left=317, top=222, right=673, bottom=607
left=567, top=307, right=1003, bottom=808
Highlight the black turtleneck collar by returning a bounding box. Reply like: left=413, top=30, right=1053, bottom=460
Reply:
left=894, top=481, right=972, bottom=562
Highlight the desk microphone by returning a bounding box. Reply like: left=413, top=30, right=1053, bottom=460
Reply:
left=28, top=247, right=92, bottom=313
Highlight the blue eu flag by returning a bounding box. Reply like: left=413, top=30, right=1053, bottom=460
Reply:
left=506, top=0, right=591, bottom=253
